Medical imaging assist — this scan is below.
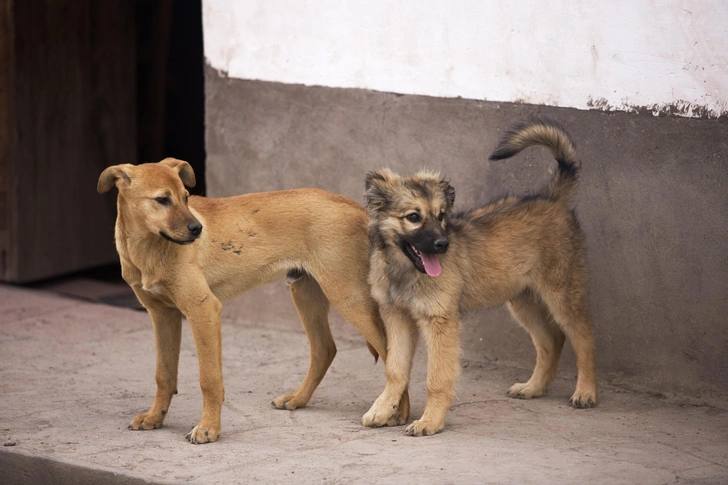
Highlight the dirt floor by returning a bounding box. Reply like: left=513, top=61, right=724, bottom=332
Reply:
left=1, top=282, right=727, bottom=484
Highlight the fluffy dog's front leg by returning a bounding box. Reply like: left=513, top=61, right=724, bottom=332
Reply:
left=129, top=292, right=182, bottom=432
left=362, top=306, right=417, bottom=428
left=406, top=316, right=461, bottom=436
left=183, top=295, right=225, bottom=444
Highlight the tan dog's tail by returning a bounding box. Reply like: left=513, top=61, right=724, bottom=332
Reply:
left=489, top=119, right=580, bottom=203
left=367, top=342, right=379, bottom=363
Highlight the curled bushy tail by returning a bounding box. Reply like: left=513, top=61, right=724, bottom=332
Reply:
left=489, top=118, right=580, bottom=203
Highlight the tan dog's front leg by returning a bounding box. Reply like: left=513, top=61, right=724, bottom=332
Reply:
left=363, top=306, right=417, bottom=428
left=406, top=316, right=461, bottom=437
left=129, top=292, right=182, bottom=432
left=183, top=295, right=225, bottom=444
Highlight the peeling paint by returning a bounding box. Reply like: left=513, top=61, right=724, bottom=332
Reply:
left=205, top=59, right=228, bottom=79
left=587, top=96, right=727, bottom=119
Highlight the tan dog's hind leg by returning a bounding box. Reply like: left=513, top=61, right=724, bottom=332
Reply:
left=181, top=294, right=225, bottom=444
left=362, top=306, right=417, bottom=428
left=540, top=286, right=598, bottom=408
left=129, top=293, right=182, bottom=431
left=506, top=289, right=565, bottom=399
left=273, top=273, right=335, bottom=410
left=405, top=315, right=461, bottom=437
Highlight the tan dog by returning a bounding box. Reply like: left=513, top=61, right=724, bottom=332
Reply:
left=97, top=158, right=409, bottom=444
left=361, top=119, right=597, bottom=436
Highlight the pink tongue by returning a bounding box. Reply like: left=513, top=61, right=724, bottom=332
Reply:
left=420, top=252, right=442, bottom=277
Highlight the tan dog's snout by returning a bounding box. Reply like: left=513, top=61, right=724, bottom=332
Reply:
left=160, top=210, right=203, bottom=245
left=177, top=206, right=203, bottom=241
left=188, top=220, right=203, bottom=238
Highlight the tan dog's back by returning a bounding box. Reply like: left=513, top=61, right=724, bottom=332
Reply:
left=189, top=189, right=373, bottom=304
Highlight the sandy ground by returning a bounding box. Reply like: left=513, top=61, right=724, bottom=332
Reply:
left=1, top=283, right=727, bottom=484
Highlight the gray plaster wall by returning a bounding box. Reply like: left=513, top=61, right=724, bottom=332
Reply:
left=204, top=68, right=728, bottom=405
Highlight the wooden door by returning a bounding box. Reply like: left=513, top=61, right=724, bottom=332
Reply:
left=0, top=0, right=136, bottom=283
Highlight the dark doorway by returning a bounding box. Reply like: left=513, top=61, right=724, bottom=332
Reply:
left=136, top=0, right=206, bottom=195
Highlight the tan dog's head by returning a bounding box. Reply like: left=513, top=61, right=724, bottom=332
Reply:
left=97, top=158, right=203, bottom=245
left=365, top=168, right=455, bottom=277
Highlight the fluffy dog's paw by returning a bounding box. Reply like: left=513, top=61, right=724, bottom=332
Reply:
left=362, top=402, right=405, bottom=428
left=507, top=382, right=547, bottom=400
left=271, top=393, right=309, bottom=410
left=185, top=425, right=219, bottom=444
left=128, top=412, right=164, bottom=430
left=404, top=418, right=443, bottom=437
left=569, top=389, right=597, bottom=409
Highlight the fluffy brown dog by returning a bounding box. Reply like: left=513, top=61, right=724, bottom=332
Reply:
left=97, top=158, right=409, bottom=444
left=361, top=119, right=597, bottom=436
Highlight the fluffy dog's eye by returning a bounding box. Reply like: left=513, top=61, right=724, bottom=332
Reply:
left=438, top=212, right=446, bottom=221
left=155, top=196, right=171, bottom=206
left=406, top=213, right=421, bottom=223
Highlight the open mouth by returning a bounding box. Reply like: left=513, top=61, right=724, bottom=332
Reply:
left=160, top=231, right=197, bottom=245
left=402, top=243, right=442, bottom=277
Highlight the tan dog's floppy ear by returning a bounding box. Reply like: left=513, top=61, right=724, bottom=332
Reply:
left=365, top=169, right=396, bottom=212
left=97, top=165, right=131, bottom=194
left=160, top=158, right=196, bottom=188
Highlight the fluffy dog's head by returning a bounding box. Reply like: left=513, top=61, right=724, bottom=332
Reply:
left=97, top=158, right=203, bottom=245
left=365, top=169, right=455, bottom=277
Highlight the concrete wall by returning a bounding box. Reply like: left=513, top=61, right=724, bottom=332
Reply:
left=201, top=1, right=728, bottom=404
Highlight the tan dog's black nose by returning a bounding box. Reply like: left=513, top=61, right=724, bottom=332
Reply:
left=188, top=221, right=203, bottom=237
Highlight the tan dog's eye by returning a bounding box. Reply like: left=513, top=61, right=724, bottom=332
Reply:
left=406, top=213, right=421, bottom=223
left=155, top=196, right=171, bottom=206
left=438, top=212, right=445, bottom=221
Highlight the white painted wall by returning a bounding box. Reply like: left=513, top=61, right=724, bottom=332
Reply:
left=203, top=0, right=728, bottom=118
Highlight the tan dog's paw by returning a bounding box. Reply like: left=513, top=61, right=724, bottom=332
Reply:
left=404, top=418, right=443, bottom=437
left=362, top=401, right=405, bottom=428
left=128, top=412, right=164, bottom=430
left=507, top=382, right=547, bottom=400
left=569, top=389, right=597, bottom=409
left=271, top=393, right=309, bottom=410
left=185, top=424, right=219, bottom=444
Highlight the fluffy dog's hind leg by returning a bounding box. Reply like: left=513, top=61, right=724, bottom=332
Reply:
left=273, top=272, right=335, bottom=410
left=507, top=288, right=565, bottom=399
left=540, top=286, right=598, bottom=408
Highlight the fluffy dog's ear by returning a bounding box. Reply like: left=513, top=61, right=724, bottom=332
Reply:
left=160, top=158, right=196, bottom=188
left=97, top=165, right=131, bottom=194
left=365, top=170, right=394, bottom=211
left=440, top=180, right=455, bottom=209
